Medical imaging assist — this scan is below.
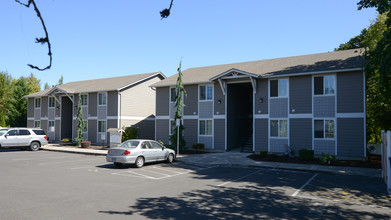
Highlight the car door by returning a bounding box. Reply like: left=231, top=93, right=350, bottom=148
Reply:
left=140, top=141, right=155, bottom=162
left=2, top=129, right=18, bottom=147
left=150, top=141, right=166, bottom=161
left=17, top=129, right=31, bottom=146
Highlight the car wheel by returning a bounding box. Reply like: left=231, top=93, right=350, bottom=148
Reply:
left=114, top=162, right=122, bottom=168
left=135, top=156, right=144, bottom=168
left=30, top=142, right=40, bottom=151
left=167, top=153, right=174, bottom=163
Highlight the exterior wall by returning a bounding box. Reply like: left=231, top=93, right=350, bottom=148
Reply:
left=270, top=98, right=288, bottom=118
left=255, top=78, right=268, bottom=114
left=55, top=120, right=61, bottom=141
left=290, top=118, right=312, bottom=150
left=199, top=136, right=213, bottom=149
left=41, top=97, right=48, bottom=117
left=199, top=102, right=213, bottom=118
left=88, top=93, right=97, bottom=117
left=27, top=98, right=34, bottom=117
left=337, top=118, right=365, bottom=159
left=214, top=119, right=225, bottom=150
left=107, top=91, right=118, bottom=116
left=184, top=85, right=198, bottom=116
left=27, top=120, right=34, bottom=128
left=184, top=119, right=197, bottom=148
left=156, top=119, right=169, bottom=144
left=270, top=138, right=288, bottom=153
left=337, top=71, right=364, bottom=113
left=313, top=96, right=335, bottom=117
left=214, top=83, right=225, bottom=115
left=314, top=140, right=335, bottom=155
left=254, top=119, right=268, bottom=152
left=120, top=119, right=155, bottom=140
left=156, top=87, right=169, bottom=116
left=289, top=76, right=312, bottom=114
left=88, top=119, right=97, bottom=143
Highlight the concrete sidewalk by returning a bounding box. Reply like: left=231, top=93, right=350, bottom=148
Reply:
left=41, top=144, right=381, bottom=178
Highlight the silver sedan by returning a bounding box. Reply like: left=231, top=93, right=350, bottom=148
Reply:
left=106, top=139, right=176, bottom=168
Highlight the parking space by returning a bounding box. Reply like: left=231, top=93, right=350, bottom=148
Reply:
left=0, top=150, right=390, bottom=219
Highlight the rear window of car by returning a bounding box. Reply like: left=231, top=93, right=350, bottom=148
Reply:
left=33, top=130, right=46, bottom=135
left=119, top=140, right=139, bottom=148
left=19, top=129, right=31, bottom=135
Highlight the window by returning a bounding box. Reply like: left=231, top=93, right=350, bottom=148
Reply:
left=7, top=130, right=17, bottom=136
left=314, top=119, right=335, bottom=139
left=81, top=95, right=88, bottom=106
left=270, top=120, right=288, bottom=137
left=199, top=85, right=213, bottom=101
left=48, top=121, right=55, bottom=132
left=33, top=129, right=45, bottom=135
left=35, top=98, right=41, bottom=108
left=151, top=141, right=163, bottom=149
left=170, top=88, right=176, bottom=102
left=83, top=120, right=88, bottom=132
left=199, top=120, right=212, bottom=135
left=34, top=121, right=41, bottom=128
left=314, top=75, right=335, bottom=95
left=98, top=120, right=106, bottom=132
left=18, top=129, right=30, bottom=135
left=98, top=93, right=107, bottom=105
left=270, top=79, right=288, bottom=97
left=48, top=97, right=55, bottom=108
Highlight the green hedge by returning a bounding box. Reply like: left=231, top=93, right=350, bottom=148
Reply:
left=298, top=149, right=314, bottom=161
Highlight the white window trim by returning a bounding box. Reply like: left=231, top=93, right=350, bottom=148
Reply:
left=313, top=118, right=336, bottom=140
left=34, top=98, right=41, bottom=109
left=198, top=119, right=213, bottom=136
left=269, top=78, right=289, bottom=99
left=98, top=92, right=107, bottom=106
left=313, top=74, right=336, bottom=97
left=269, top=119, right=289, bottom=139
left=34, top=120, right=41, bottom=128
left=198, top=84, right=214, bottom=102
left=81, top=94, right=88, bottom=106
left=169, top=87, right=176, bottom=103
left=97, top=120, right=107, bottom=133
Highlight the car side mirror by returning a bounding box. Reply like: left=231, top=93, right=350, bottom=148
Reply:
left=4, top=134, right=8, bottom=138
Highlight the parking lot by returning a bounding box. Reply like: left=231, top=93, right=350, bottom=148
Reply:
left=0, top=149, right=390, bottom=219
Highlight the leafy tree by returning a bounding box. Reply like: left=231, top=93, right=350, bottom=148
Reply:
left=0, top=110, right=6, bottom=127
left=26, top=73, right=41, bottom=93
left=335, top=28, right=368, bottom=51
left=9, top=77, right=30, bottom=127
left=44, top=82, right=50, bottom=90
left=0, top=72, right=14, bottom=125
left=169, top=61, right=187, bottom=153
left=74, top=94, right=85, bottom=145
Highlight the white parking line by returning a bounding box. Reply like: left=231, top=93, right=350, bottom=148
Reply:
left=38, top=158, right=102, bottom=165
left=217, top=169, right=263, bottom=187
left=14, top=155, right=85, bottom=161
left=291, top=173, right=318, bottom=197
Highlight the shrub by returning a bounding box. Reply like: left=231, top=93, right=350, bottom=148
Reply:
left=121, top=127, right=138, bottom=142
left=61, top=138, right=72, bottom=143
left=320, top=153, right=336, bottom=165
left=192, top=143, right=205, bottom=150
left=259, top=151, right=268, bottom=158
left=298, top=149, right=314, bottom=161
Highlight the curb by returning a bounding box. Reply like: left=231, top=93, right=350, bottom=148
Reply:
left=41, top=147, right=106, bottom=156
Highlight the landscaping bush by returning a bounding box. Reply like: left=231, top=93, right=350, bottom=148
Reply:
left=259, top=151, right=268, bottom=158
left=192, top=143, right=205, bottom=150
left=298, top=149, right=314, bottom=161
left=320, top=153, right=336, bottom=165
left=61, top=138, right=72, bottom=143
left=121, top=127, right=138, bottom=142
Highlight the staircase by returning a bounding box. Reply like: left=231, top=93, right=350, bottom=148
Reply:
left=241, top=134, right=254, bottom=153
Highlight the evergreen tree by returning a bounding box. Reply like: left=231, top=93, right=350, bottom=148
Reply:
left=75, top=94, right=85, bottom=146
left=0, top=110, right=6, bottom=127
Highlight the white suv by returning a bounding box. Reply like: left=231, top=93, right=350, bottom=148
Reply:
left=0, top=128, right=48, bottom=151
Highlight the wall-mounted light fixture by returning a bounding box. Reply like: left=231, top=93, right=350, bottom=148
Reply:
left=259, top=98, right=263, bottom=103
left=217, top=100, right=222, bottom=104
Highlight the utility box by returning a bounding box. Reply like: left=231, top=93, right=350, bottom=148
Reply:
left=107, top=128, right=124, bottom=148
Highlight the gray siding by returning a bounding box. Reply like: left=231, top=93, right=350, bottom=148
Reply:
left=184, top=85, right=198, bottom=116
left=337, top=71, right=364, bottom=113
left=270, top=138, right=288, bottom=153
left=88, top=119, right=97, bottom=143
left=72, top=120, right=77, bottom=140
left=27, top=98, right=34, bottom=117
left=337, top=118, right=365, bottom=159
left=107, top=91, right=118, bottom=116
left=156, top=119, right=169, bottom=145
left=98, top=106, right=107, bottom=119
left=82, top=107, right=88, bottom=120
left=41, top=120, right=48, bottom=134
left=170, top=102, right=176, bottom=119
left=48, top=108, right=55, bottom=120
left=199, top=102, right=213, bottom=118
left=270, top=98, right=288, bottom=118
left=255, top=79, right=268, bottom=114
left=184, top=119, right=198, bottom=149
left=156, top=87, right=169, bottom=116
left=254, top=119, right=268, bottom=152
left=313, top=96, right=335, bottom=117
left=290, top=118, right=312, bottom=150
left=34, top=109, right=40, bottom=120
left=314, top=140, right=335, bottom=155
left=214, top=119, right=225, bottom=150
left=88, top=93, right=97, bottom=117
left=41, top=97, right=48, bottom=117
left=73, top=95, right=79, bottom=117
left=27, top=120, right=34, bottom=128
left=214, top=83, right=225, bottom=115
left=136, top=120, right=155, bottom=140
left=289, top=76, right=312, bottom=114
left=55, top=96, right=61, bottom=117
left=199, top=136, right=213, bottom=149
left=55, top=120, right=61, bottom=141
left=107, top=119, right=117, bottom=129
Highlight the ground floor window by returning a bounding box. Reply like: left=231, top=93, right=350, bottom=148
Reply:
left=199, top=120, right=212, bottom=136
left=98, top=120, right=106, bottom=133
left=270, top=120, right=288, bottom=138
left=314, top=119, right=335, bottom=139
left=48, top=120, right=55, bottom=132
left=34, top=120, right=41, bottom=128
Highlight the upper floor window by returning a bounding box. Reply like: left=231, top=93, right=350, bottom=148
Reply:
left=314, top=75, right=335, bottom=95
left=35, top=98, right=41, bottom=108
left=98, top=93, right=107, bottom=106
left=81, top=95, right=88, bottom=106
left=314, top=119, right=335, bottom=139
left=270, top=79, right=288, bottom=97
left=48, top=97, right=55, bottom=108
left=270, top=120, right=288, bottom=138
left=200, top=85, right=213, bottom=101
left=170, top=88, right=176, bottom=103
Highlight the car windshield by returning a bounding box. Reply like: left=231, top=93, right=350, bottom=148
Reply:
left=119, top=140, right=139, bottom=148
left=0, top=129, right=8, bottom=136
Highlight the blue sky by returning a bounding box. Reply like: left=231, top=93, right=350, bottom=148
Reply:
left=0, top=0, right=377, bottom=88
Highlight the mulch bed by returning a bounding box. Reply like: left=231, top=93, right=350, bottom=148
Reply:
left=248, top=154, right=381, bottom=169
